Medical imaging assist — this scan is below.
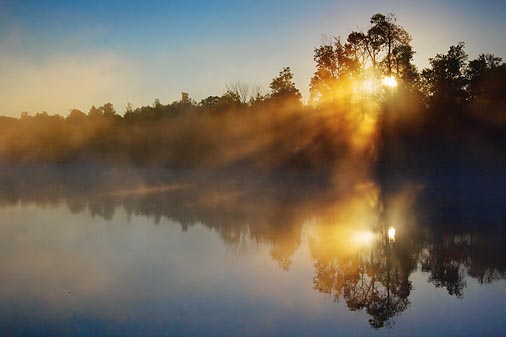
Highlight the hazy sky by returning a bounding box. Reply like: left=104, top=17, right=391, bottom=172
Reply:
left=0, top=0, right=505, bottom=116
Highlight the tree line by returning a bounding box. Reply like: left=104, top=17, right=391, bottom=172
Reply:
left=0, top=13, right=504, bottom=169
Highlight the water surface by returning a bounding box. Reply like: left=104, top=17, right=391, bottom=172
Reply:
left=0, top=165, right=505, bottom=337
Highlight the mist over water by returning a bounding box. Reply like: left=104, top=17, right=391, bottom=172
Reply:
left=1, top=8, right=505, bottom=336
left=0, top=153, right=504, bottom=336
left=0, top=53, right=504, bottom=337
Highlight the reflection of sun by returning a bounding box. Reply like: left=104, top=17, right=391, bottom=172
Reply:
left=382, top=75, right=398, bottom=88
left=388, top=226, right=396, bottom=242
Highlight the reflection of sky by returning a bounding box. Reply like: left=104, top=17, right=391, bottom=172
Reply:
left=0, top=0, right=505, bottom=116
left=406, top=273, right=506, bottom=337
left=1, top=203, right=505, bottom=336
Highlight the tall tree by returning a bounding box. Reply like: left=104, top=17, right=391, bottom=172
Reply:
left=466, top=54, right=503, bottom=99
left=269, top=67, right=302, bottom=103
left=391, top=44, right=418, bottom=83
left=310, top=13, right=416, bottom=105
left=369, top=14, right=412, bottom=76
left=310, top=42, right=339, bottom=104
left=466, top=54, right=506, bottom=125
left=421, top=42, right=468, bottom=108
left=342, top=32, right=367, bottom=79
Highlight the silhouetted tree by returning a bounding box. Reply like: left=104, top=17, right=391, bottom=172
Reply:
left=88, top=105, right=102, bottom=118
left=248, top=86, right=267, bottom=106
left=226, top=81, right=253, bottom=105
left=199, top=96, right=222, bottom=108
left=269, top=67, right=302, bottom=104
left=421, top=42, right=468, bottom=108
left=101, top=102, right=116, bottom=118
left=198, top=91, right=242, bottom=112
left=67, top=108, right=86, bottom=122
left=310, top=40, right=340, bottom=104
left=466, top=54, right=503, bottom=99
left=219, top=90, right=242, bottom=107
left=390, top=44, right=418, bottom=84
left=310, top=13, right=416, bottom=105
left=369, top=14, right=412, bottom=76
left=465, top=58, right=506, bottom=125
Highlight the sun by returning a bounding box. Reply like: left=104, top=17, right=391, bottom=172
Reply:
left=382, top=75, right=398, bottom=88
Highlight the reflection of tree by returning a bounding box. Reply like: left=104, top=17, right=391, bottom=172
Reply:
left=1, top=165, right=506, bottom=329
left=420, top=238, right=466, bottom=298
left=420, top=231, right=506, bottom=297
left=311, top=231, right=414, bottom=329
left=0, top=165, right=316, bottom=271
left=308, top=182, right=423, bottom=328
left=465, top=232, right=506, bottom=284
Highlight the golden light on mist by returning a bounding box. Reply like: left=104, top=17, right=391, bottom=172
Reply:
left=388, top=226, right=396, bottom=242
left=382, top=75, right=398, bottom=88
left=350, top=110, right=378, bottom=151
left=361, top=78, right=375, bottom=94
left=352, top=230, right=375, bottom=246
left=308, top=181, right=381, bottom=259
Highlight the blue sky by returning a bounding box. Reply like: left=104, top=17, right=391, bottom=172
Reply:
left=0, top=0, right=505, bottom=116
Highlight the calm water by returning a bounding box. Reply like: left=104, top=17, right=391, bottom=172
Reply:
left=0, top=165, right=505, bottom=337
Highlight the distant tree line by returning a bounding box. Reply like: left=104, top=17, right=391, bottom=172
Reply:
left=0, top=13, right=504, bottom=170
